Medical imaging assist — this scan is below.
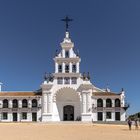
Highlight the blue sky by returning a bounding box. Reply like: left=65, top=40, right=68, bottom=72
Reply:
left=0, top=0, right=139, bottom=115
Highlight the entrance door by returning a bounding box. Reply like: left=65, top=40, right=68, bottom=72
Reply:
left=32, top=112, right=37, bottom=122
left=13, top=113, right=17, bottom=122
left=97, top=112, right=103, bottom=121
left=63, top=105, right=74, bottom=121
left=115, top=112, right=120, bottom=121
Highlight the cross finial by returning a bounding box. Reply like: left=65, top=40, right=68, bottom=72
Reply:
left=61, top=16, right=73, bottom=32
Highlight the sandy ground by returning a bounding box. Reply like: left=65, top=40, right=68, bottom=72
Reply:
left=0, top=123, right=139, bottom=140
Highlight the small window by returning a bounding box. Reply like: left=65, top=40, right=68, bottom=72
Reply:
left=13, top=99, right=18, bottom=108
left=32, top=99, right=37, bottom=108
left=72, top=64, right=76, bottom=73
left=106, top=112, right=112, bottom=119
left=64, top=77, right=70, bottom=84
left=2, top=112, right=8, bottom=120
left=71, top=77, right=77, bottom=84
left=65, top=50, right=69, bottom=58
left=57, top=77, right=63, bottom=84
left=22, top=99, right=28, bottom=108
left=106, top=99, right=112, bottom=107
left=97, top=99, right=103, bottom=107
left=3, top=99, right=8, bottom=108
left=58, top=65, right=62, bottom=73
left=22, top=112, right=27, bottom=120
left=65, top=65, right=69, bottom=73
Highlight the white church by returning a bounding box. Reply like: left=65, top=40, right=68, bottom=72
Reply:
left=0, top=17, right=128, bottom=122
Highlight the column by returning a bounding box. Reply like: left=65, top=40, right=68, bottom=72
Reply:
left=43, top=91, right=47, bottom=114
left=62, top=62, right=65, bottom=73
left=103, top=112, right=106, bottom=121
left=62, top=49, right=65, bottom=58
left=9, top=100, right=12, bottom=108
left=55, top=63, right=58, bottom=73
left=0, top=100, right=2, bottom=108
left=103, top=99, right=106, bottom=107
left=70, top=48, right=73, bottom=57
left=112, top=99, right=115, bottom=107
left=18, top=100, right=22, bottom=108
left=69, top=62, right=72, bottom=73
left=47, top=93, right=52, bottom=113
left=28, top=100, right=32, bottom=108
left=76, top=62, right=79, bottom=73
left=112, top=112, right=115, bottom=121
left=86, top=94, right=91, bottom=113
left=82, top=93, right=86, bottom=113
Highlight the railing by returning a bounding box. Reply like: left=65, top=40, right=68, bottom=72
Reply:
left=123, top=103, right=130, bottom=111
left=92, top=106, right=126, bottom=112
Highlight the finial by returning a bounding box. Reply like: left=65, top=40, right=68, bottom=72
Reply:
left=61, top=16, right=73, bottom=32
left=44, top=72, right=47, bottom=81
left=122, top=88, right=124, bottom=91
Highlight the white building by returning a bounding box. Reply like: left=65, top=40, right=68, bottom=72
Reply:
left=0, top=26, right=128, bottom=122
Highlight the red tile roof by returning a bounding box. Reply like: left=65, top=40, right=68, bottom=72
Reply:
left=93, top=92, right=120, bottom=96
left=0, top=91, right=41, bottom=96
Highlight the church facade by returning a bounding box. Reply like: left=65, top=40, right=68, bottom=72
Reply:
left=0, top=27, right=128, bottom=122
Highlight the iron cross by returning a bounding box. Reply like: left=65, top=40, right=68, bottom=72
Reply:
left=61, top=16, right=73, bottom=32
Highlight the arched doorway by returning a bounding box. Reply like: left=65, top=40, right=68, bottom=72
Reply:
left=55, top=87, right=81, bottom=121
left=63, top=105, right=74, bottom=121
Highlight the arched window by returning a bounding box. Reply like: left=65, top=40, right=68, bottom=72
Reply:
left=97, top=99, right=103, bottom=107
left=32, top=99, right=37, bottom=108
left=13, top=99, right=18, bottom=108
left=106, top=99, right=112, bottom=107
left=22, top=99, right=28, bottom=108
left=3, top=99, right=8, bottom=108
left=115, top=99, right=121, bottom=107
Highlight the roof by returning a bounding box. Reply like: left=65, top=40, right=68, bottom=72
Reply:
left=0, top=91, right=42, bottom=97
left=93, top=92, right=120, bottom=96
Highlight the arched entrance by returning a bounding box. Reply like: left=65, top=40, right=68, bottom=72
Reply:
left=55, top=87, right=81, bottom=121
left=63, top=105, right=74, bottom=121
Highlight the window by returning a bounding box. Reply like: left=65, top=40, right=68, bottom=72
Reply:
left=65, top=50, right=69, bottom=58
left=58, top=64, right=62, bottom=73
left=57, top=77, right=63, bottom=84
left=72, top=64, right=76, bottom=73
left=32, top=99, right=37, bottom=108
left=3, top=99, right=8, bottom=108
left=71, top=77, right=77, bottom=84
left=13, top=99, right=18, bottom=108
left=65, top=65, right=69, bottom=73
left=2, top=112, right=8, bottom=120
left=22, top=99, right=28, bottom=108
left=106, top=99, right=112, bottom=107
left=106, top=112, right=112, bottom=119
left=115, top=99, right=121, bottom=107
left=97, top=99, right=103, bottom=107
left=22, top=112, right=27, bottom=120
left=64, top=77, right=70, bottom=84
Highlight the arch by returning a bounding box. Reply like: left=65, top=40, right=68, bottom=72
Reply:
left=22, top=99, right=28, bottom=108
left=115, top=98, right=121, bottom=107
left=32, top=99, right=37, bottom=108
left=55, top=87, right=77, bottom=96
left=13, top=99, right=18, bottom=108
left=3, top=99, right=8, bottom=108
left=106, top=98, right=112, bottom=107
left=55, top=87, right=80, bottom=121
left=97, top=98, right=103, bottom=107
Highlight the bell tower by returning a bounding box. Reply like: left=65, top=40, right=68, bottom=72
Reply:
left=53, top=16, right=81, bottom=85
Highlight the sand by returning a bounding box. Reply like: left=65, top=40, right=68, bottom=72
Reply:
left=0, top=123, right=139, bottom=140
